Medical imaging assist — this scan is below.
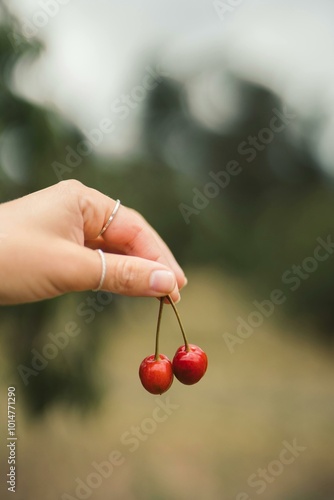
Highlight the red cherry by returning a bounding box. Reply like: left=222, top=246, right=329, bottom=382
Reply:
left=139, top=354, right=174, bottom=395
left=172, top=344, right=208, bottom=385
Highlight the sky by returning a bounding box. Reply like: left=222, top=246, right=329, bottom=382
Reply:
left=4, top=0, right=334, bottom=175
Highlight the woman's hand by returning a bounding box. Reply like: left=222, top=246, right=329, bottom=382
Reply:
left=0, top=180, right=187, bottom=305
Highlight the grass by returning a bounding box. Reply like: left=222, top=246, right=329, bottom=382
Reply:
left=0, top=267, right=334, bottom=500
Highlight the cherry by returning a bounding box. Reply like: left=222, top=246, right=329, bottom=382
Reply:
left=166, top=295, right=208, bottom=386
left=139, top=294, right=208, bottom=394
left=139, top=297, right=174, bottom=394
left=139, top=354, right=173, bottom=395
left=172, top=344, right=208, bottom=385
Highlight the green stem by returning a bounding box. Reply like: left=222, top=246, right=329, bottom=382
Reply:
left=154, top=298, right=164, bottom=360
left=166, top=295, right=190, bottom=351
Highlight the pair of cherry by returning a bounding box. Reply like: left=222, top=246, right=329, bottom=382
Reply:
left=139, top=295, right=208, bottom=395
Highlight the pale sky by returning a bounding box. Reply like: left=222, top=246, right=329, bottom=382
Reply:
left=5, top=0, right=334, bottom=174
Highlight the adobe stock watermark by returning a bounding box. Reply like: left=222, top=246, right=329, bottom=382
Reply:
left=17, top=291, right=113, bottom=386
left=235, top=438, right=307, bottom=499
left=223, top=234, right=334, bottom=353
left=51, top=118, right=114, bottom=181
left=61, top=396, right=180, bottom=500
left=179, top=106, right=296, bottom=224
left=213, top=0, right=244, bottom=21
left=52, top=65, right=167, bottom=181
left=7, top=0, right=71, bottom=51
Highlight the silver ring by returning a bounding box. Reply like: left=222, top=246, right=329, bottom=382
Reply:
left=99, top=199, right=121, bottom=236
left=92, top=249, right=107, bottom=292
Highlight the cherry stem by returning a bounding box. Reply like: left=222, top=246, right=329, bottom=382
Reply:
left=154, top=297, right=164, bottom=360
left=166, top=295, right=190, bottom=351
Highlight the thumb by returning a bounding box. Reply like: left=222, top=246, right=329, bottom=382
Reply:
left=68, top=246, right=180, bottom=301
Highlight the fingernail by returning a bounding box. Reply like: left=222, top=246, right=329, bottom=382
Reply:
left=150, top=270, right=176, bottom=293
left=183, top=276, right=188, bottom=287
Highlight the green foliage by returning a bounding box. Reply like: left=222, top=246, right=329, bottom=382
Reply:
left=0, top=7, right=118, bottom=415
left=1, top=3, right=334, bottom=416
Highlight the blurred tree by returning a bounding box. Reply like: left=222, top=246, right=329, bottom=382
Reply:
left=1, top=0, right=334, bottom=419
left=0, top=3, right=119, bottom=415
left=143, top=74, right=334, bottom=344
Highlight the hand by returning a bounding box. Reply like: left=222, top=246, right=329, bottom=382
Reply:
left=0, top=180, right=187, bottom=305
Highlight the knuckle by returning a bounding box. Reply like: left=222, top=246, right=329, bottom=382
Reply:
left=58, top=179, right=84, bottom=191
left=57, top=179, right=87, bottom=213
left=115, top=258, right=138, bottom=292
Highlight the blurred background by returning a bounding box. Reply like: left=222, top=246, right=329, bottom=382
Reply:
left=1, top=0, right=334, bottom=498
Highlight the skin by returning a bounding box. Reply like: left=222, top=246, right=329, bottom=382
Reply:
left=0, top=180, right=187, bottom=305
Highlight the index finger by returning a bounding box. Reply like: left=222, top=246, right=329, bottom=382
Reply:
left=78, top=184, right=187, bottom=291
